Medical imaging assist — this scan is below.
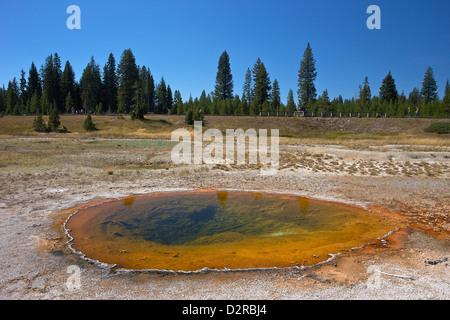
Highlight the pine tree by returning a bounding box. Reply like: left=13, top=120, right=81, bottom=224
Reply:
left=61, top=61, right=75, bottom=109
left=29, top=91, right=40, bottom=115
left=73, top=81, right=82, bottom=111
left=65, top=92, right=74, bottom=113
left=80, top=56, right=102, bottom=112
left=379, top=71, right=398, bottom=102
left=214, top=51, right=234, bottom=100
left=286, top=89, right=296, bottom=114
left=261, top=100, right=271, bottom=114
left=242, top=68, right=253, bottom=105
left=198, top=90, right=209, bottom=114
left=359, top=76, right=371, bottom=112
left=239, top=99, right=249, bottom=115
left=173, top=90, right=183, bottom=115
left=5, top=80, right=18, bottom=114
left=421, top=66, right=438, bottom=103
left=297, top=43, right=317, bottom=109
left=320, top=89, right=331, bottom=113
left=135, top=66, right=148, bottom=114
left=185, top=109, right=194, bottom=125
left=270, top=79, right=281, bottom=113
left=83, top=114, right=97, bottom=131
left=41, top=54, right=54, bottom=110
left=40, top=91, right=50, bottom=114
left=130, top=80, right=144, bottom=120
left=19, top=69, right=27, bottom=108
left=32, top=114, right=47, bottom=132
left=156, top=77, right=167, bottom=114
left=442, top=79, right=450, bottom=116
left=408, top=87, right=421, bottom=106
left=167, top=85, right=173, bottom=112
left=48, top=108, right=61, bottom=131
left=41, top=53, right=63, bottom=112
left=27, top=62, right=42, bottom=100
left=141, top=67, right=155, bottom=113
left=230, top=94, right=239, bottom=115
left=52, top=53, right=63, bottom=112
left=117, top=49, right=139, bottom=113
left=252, top=58, right=271, bottom=111
left=278, top=102, right=286, bottom=114
left=102, top=53, right=118, bottom=112
left=250, top=99, right=259, bottom=115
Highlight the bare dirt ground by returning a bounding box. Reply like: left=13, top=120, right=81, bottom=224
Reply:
left=0, top=117, right=449, bottom=300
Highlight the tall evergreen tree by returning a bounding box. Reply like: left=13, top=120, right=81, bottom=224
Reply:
left=41, top=54, right=54, bottom=111
left=440, top=78, right=450, bottom=116
left=379, top=71, right=398, bottom=102
left=27, top=62, right=42, bottom=100
left=270, top=79, right=281, bottom=112
left=80, top=56, right=102, bottom=112
left=252, top=58, right=271, bottom=111
left=359, top=76, right=371, bottom=112
left=167, top=85, right=173, bottom=112
left=52, top=53, right=63, bottom=111
left=231, top=94, right=241, bottom=115
left=5, top=79, right=19, bottom=114
left=117, top=49, right=139, bottom=113
left=319, top=89, right=331, bottom=112
left=130, top=80, right=145, bottom=120
left=19, top=69, right=27, bottom=108
left=242, top=67, right=253, bottom=105
left=286, top=89, right=296, bottom=114
left=421, top=66, right=438, bottom=103
left=65, top=92, right=74, bottom=113
left=408, top=87, right=421, bottom=106
left=61, top=61, right=75, bottom=109
left=48, top=108, right=61, bottom=131
left=174, top=90, right=184, bottom=115
left=297, top=43, right=317, bottom=109
left=214, top=50, right=233, bottom=100
left=135, top=66, right=148, bottom=113
left=73, top=81, right=82, bottom=111
left=102, top=53, right=118, bottom=112
left=141, top=67, right=155, bottom=113
left=29, top=91, right=40, bottom=115
left=41, top=53, right=63, bottom=112
left=156, top=77, right=168, bottom=114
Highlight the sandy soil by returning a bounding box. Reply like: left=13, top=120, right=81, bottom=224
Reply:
left=0, top=137, right=449, bottom=300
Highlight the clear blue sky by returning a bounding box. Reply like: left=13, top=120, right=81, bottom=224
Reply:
left=1, top=0, right=449, bottom=103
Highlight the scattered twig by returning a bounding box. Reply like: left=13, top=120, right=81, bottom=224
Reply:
left=378, top=271, right=415, bottom=280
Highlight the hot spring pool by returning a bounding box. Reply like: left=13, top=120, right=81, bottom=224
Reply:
left=64, top=190, right=393, bottom=272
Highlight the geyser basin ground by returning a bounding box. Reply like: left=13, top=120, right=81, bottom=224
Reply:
left=65, top=190, right=394, bottom=272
